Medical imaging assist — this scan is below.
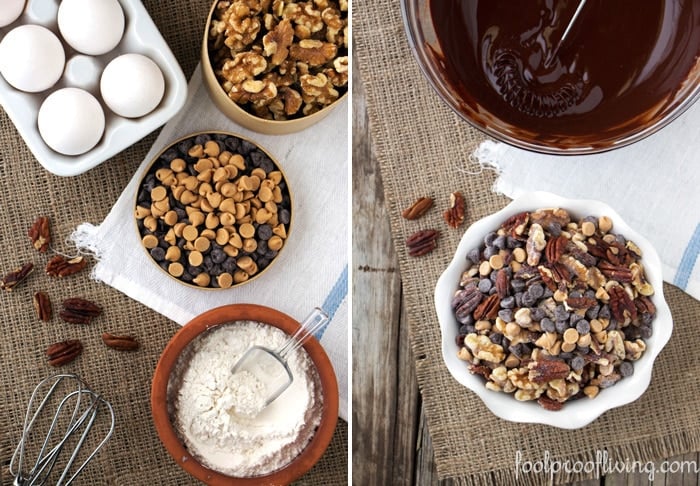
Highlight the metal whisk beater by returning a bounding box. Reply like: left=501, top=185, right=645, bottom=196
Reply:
left=9, top=374, right=115, bottom=486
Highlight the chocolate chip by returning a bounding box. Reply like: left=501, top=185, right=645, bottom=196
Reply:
left=555, top=320, right=568, bottom=334
left=484, top=231, right=498, bottom=247
left=478, top=279, right=492, bottom=293
left=194, top=134, right=211, bottom=145
left=498, top=309, right=513, bottom=322
left=467, top=248, right=481, bottom=264
left=483, top=246, right=499, bottom=259
left=279, top=209, right=291, bottom=225
left=257, top=224, right=272, bottom=240
left=541, top=318, right=555, bottom=333
left=239, top=140, right=256, bottom=155
left=575, top=319, right=590, bottom=335
left=501, top=296, right=515, bottom=309
left=531, top=307, right=545, bottom=322
left=210, top=248, right=227, bottom=264
left=570, top=356, right=585, bottom=372
left=619, top=361, right=634, bottom=377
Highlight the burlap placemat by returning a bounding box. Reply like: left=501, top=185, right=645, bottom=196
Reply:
left=0, top=1, right=346, bottom=485
left=354, top=1, right=700, bottom=484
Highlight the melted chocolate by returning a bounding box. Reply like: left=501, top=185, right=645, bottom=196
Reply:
left=429, top=0, right=700, bottom=147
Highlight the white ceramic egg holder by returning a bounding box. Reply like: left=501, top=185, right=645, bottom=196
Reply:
left=0, top=0, right=187, bottom=176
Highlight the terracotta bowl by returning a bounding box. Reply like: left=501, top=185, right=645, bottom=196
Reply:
left=151, top=304, right=339, bottom=485
left=200, top=0, right=347, bottom=135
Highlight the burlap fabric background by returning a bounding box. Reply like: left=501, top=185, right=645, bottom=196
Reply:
left=354, top=1, right=700, bottom=484
left=0, top=1, right=347, bottom=485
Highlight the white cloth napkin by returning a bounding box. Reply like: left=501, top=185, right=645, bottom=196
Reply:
left=73, top=65, right=349, bottom=420
left=473, top=100, right=700, bottom=301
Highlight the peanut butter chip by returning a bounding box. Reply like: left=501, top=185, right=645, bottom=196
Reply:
left=165, top=246, right=181, bottom=262
left=489, top=254, right=504, bottom=270
left=188, top=250, right=204, bottom=267
left=233, top=270, right=249, bottom=283
left=239, top=223, right=255, bottom=239
left=168, top=262, right=184, bottom=277
left=182, top=225, right=198, bottom=241
left=268, top=235, right=283, bottom=251
left=142, top=234, right=159, bottom=249
left=164, top=210, right=178, bottom=226
left=563, top=328, right=580, bottom=344
left=151, top=186, right=167, bottom=201
left=217, top=272, right=233, bottom=289
left=194, top=236, right=211, bottom=252
left=581, top=221, right=596, bottom=237
left=229, top=232, right=243, bottom=249
left=170, top=158, right=186, bottom=172
left=259, top=186, right=273, bottom=202
left=193, top=272, right=210, bottom=287
left=216, top=228, right=229, bottom=245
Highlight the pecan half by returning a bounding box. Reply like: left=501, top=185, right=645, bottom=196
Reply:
left=608, top=286, right=637, bottom=323
left=0, top=263, right=34, bottom=291
left=565, top=296, right=597, bottom=310
left=538, top=395, right=565, bottom=411
left=46, top=339, right=82, bottom=367
left=401, top=196, right=433, bottom=220
left=443, top=192, right=466, bottom=228
left=545, top=235, right=567, bottom=263
left=452, top=283, right=483, bottom=319
left=635, top=296, right=656, bottom=316
left=529, top=208, right=571, bottom=228
left=528, top=358, right=570, bottom=384
left=473, top=294, right=500, bottom=320
left=102, top=332, right=140, bottom=351
left=28, top=216, right=51, bottom=253
left=495, top=268, right=510, bottom=299
left=33, top=291, right=52, bottom=321
left=598, top=261, right=633, bottom=283
left=60, top=298, right=102, bottom=324
left=500, top=211, right=529, bottom=236
left=406, top=229, right=438, bottom=257
left=468, top=363, right=492, bottom=380
left=46, top=255, right=87, bottom=277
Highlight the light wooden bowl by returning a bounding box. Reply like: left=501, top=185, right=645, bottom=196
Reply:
left=151, top=303, right=339, bottom=485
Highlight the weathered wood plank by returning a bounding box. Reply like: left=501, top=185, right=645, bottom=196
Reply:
left=414, top=403, right=442, bottom=486
left=352, top=51, right=420, bottom=486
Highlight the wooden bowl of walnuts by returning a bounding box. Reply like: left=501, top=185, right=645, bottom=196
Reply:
left=201, top=0, right=348, bottom=134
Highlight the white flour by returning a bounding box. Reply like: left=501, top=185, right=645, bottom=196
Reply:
left=169, top=321, right=323, bottom=477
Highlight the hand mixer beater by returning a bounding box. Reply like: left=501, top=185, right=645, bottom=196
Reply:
left=9, top=373, right=115, bottom=486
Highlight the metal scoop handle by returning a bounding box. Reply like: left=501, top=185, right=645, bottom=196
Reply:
left=276, top=307, right=329, bottom=359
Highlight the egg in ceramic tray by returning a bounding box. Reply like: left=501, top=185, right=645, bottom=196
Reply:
left=0, top=0, right=186, bottom=176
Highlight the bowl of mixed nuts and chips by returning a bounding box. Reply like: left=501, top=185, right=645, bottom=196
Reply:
left=135, top=131, right=292, bottom=289
left=434, top=192, right=672, bottom=428
left=202, top=0, right=349, bottom=134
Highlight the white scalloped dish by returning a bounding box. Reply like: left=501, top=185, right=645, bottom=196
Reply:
left=434, top=192, right=673, bottom=429
left=0, top=0, right=187, bottom=176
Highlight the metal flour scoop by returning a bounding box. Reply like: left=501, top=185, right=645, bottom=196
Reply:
left=229, top=307, right=329, bottom=417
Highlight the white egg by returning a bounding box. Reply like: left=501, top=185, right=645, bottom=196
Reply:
left=100, top=53, right=165, bottom=118
left=57, top=0, right=124, bottom=55
left=0, top=0, right=25, bottom=27
left=0, top=25, right=64, bottom=93
left=38, top=88, right=105, bottom=156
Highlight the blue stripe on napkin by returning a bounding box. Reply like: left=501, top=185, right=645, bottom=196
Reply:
left=316, top=264, right=348, bottom=339
left=674, top=223, right=700, bottom=290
